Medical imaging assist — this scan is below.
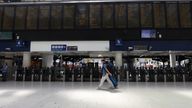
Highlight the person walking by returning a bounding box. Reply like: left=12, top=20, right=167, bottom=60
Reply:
left=1, top=63, right=8, bottom=81
left=97, top=60, right=114, bottom=89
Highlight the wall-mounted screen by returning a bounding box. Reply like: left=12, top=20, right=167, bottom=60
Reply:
left=63, top=5, right=75, bottom=29
left=141, top=30, right=156, bottom=38
left=3, top=7, right=14, bottom=30
left=0, top=32, right=13, bottom=40
left=90, top=4, right=101, bottom=28
left=76, top=4, right=88, bottom=28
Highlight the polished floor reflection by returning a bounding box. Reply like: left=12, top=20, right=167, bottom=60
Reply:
left=0, top=81, right=192, bottom=108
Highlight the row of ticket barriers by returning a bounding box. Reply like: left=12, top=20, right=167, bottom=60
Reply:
left=14, top=66, right=192, bottom=82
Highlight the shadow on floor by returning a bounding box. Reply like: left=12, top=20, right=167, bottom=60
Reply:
left=97, top=87, right=121, bottom=93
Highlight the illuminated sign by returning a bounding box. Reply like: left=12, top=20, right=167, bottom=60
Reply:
left=51, top=44, right=67, bottom=51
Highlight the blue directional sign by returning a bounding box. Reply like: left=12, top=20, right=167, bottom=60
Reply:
left=115, top=38, right=123, bottom=46
left=51, top=44, right=67, bottom=51
left=16, top=40, right=25, bottom=47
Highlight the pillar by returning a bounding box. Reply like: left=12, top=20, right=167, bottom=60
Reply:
left=42, top=54, right=53, bottom=67
left=169, top=51, right=176, bottom=67
left=23, top=52, right=31, bottom=68
left=115, top=52, right=123, bottom=68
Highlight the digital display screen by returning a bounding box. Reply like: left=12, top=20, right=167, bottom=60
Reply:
left=141, top=30, right=156, bottom=38
left=0, top=32, right=13, bottom=40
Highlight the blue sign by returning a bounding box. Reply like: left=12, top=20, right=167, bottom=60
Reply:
left=141, top=29, right=156, bottom=38
left=51, top=44, right=67, bottom=51
left=115, top=39, right=123, bottom=46
left=16, top=40, right=25, bottom=47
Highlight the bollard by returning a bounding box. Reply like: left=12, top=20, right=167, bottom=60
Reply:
left=15, top=70, right=17, bottom=81
left=40, top=69, right=43, bottom=82
left=23, top=68, right=25, bottom=81
left=136, top=70, right=140, bottom=82
left=118, top=74, right=120, bottom=82
left=81, top=74, right=83, bottom=82
left=173, top=74, right=176, bottom=82
left=62, top=70, right=65, bottom=82
left=172, top=69, right=176, bottom=82
left=136, top=74, right=138, bottom=82
left=155, top=75, right=157, bottom=82
left=31, top=74, right=34, bottom=81
left=126, top=71, right=129, bottom=82
left=81, top=68, right=83, bottom=82
left=72, top=69, right=74, bottom=82
left=164, top=74, right=167, bottom=82
left=40, top=74, right=42, bottom=82
left=49, top=69, right=51, bottom=82
left=135, top=69, right=139, bottom=82
left=145, top=74, right=148, bottom=82
left=72, top=74, right=74, bottom=82
left=23, top=74, right=25, bottom=81
left=183, top=74, right=185, bottom=82
left=117, top=69, right=120, bottom=82
left=49, top=74, right=51, bottom=82
left=90, top=69, right=93, bottom=82
left=31, top=69, right=34, bottom=81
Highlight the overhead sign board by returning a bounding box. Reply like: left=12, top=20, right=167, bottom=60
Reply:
left=67, top=46, right=78, bottom=51
left=51, top=44, right=67, bottom=51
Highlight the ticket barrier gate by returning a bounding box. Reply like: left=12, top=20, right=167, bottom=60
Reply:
left=25, top=68, right=32, bottom=81
left=140, top=69, right=146, bottom=82
left=16, top=68, right=24, bottom=81
left=34, top=69, right=41, bottom=81
left=93, top=68, right=99, bottom=82
left=157, top=69, right=164, bottom=82
left=81, top=68, right=83, bottom=82
left=42, top=68, right=50, bottom=81
left=128, top=69, right=136, bottom=82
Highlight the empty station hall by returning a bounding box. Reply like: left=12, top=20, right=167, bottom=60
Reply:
left=0, top=0, right=192, bottom=108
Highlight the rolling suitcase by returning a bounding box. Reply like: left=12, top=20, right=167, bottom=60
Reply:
left=109, top=74, right=118, bottom=88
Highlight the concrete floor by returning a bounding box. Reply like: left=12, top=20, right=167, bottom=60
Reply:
left=0, top=81, right=192, bottom=108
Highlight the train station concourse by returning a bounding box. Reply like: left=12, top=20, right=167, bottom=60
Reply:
left=0, top=0, right=192, bottom=108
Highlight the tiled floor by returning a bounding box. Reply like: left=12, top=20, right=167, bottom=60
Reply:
left=0, top=81, right=192, bottom=108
